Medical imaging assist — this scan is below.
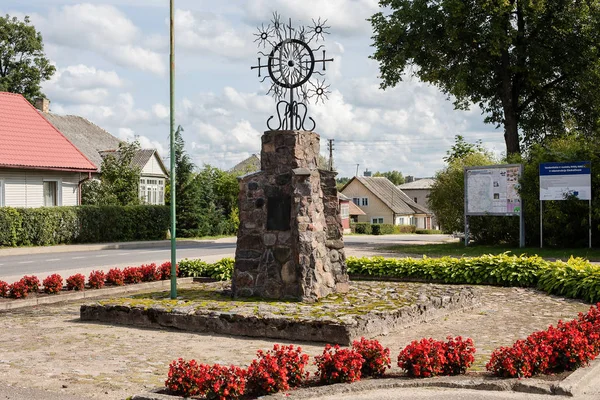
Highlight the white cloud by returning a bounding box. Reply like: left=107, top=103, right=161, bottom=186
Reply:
left=244, top=0, right=379, bottom=36
left=118, top=128, right=166, bottom=154
left=43, top=64, right=124, bottom=105
left=152, top=104, right=169, bottom=119
left=34, top=4, right=166, bottom=75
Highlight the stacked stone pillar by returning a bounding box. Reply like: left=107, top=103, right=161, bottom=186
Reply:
left=233, top=130, right=349, bottom=302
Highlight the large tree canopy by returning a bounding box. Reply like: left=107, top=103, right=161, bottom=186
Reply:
left=0, top=15, right=55, bottom=103
left=371, top=0, right=600, bottom=155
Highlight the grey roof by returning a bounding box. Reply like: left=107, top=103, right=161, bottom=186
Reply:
left=42, top=113, right=121, bottom=170
left=230, top=154, right=261, bottom=175
left=398, top=178, right=435, bottom=190
left=99, top=149, right=168, bottom=176
left=353, top=176, right=431, bottom=215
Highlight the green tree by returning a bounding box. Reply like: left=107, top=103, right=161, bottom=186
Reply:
left=82, top=141, right=142, bottom=206
left=0, top=15, right=55, bottom=103
left=370, top=0, right=600, bottom=155
left=168, top=126, right=204, bottom=237
left=373, top=170, right=405, bottom=185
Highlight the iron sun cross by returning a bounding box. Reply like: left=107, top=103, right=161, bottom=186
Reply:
left=251, top=12, right=334, bottom=131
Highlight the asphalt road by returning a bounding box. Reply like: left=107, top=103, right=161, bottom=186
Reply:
left=0, top=234, right=452, bottom=283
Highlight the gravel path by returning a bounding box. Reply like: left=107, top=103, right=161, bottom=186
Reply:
left=0, top=281, right=593, bottom=400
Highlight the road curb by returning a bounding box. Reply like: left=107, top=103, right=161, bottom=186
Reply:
left=0, top=278, right=193, bottom=311
left=0, top=239, right=220, bottom=256
left=132, top=372, right=576, bottom=400
left=553, top=357, right=600, bottom=396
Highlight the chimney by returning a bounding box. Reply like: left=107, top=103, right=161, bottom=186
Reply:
left=406, top=175, right=414, bottom=183
left=363, top=169, right=372, bottom=177
left=35, top=98, right=50, bottom=113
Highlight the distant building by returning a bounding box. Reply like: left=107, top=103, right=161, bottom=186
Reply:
left=0, top=92, right=96, bottom=207
left=40, top=103, right=168, bottom=205
left=340, top=176, right=435, bottom=229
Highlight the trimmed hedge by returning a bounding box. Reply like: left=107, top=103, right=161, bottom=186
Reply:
left=394, top=225, right=417, bottom=234
left=372, top=224, right=395, bottom=235
left=346, top=254, right=600, bottom=303
left=351, top=223, right=416, bottom=235
left=415, top=229, right=442, bottom=234
left=0, top=205, right=169, bottom=246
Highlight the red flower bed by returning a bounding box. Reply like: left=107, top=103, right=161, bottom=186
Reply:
left=9, top=280, right=28, bottom=298
left=0, top=280, right=8, bottom=297
left=165, top=359, right=246, bottom=400
left=398, top=338, right=446, bottom=378
left=105, top=268, right=125, bottom=286
left=123, top=266, right=143, bottom=284
left=159, top=261, right=179, bottom=280
left=165, top=358, right=210, bottom=397
left=140, top=263, right=160, bottom=282
left=21, top=275, right=40, bottom=293
left=487, top=303, right=600, bottom=377
left=43, top=274, right=63, bottom=294
left=352, top=337, right=391, bottom=377
left=443, top=336, right=476, bottom=375
left=314, top=344, right=364, bottom=384
left=246, top=344, right=310, bottom=396
left=88, top=270, right=105, bottom=289
left=66, top=274, right=85, bottom=291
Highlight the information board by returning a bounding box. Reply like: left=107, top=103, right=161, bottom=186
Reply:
left=465, top=165, right=522, bottom=215
left=539, top=161, right=591, bottom=200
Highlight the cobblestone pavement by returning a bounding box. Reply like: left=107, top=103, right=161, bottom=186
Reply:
left=0, top=279, right=594, bottom=400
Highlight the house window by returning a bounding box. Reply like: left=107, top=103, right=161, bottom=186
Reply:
left=361, top=197, right=369, bottom=206
left=340, top=203, right=349, bottom=218
left=372, top=217, right=384, bottom=224
left=409, top=216, right=415, bottom=225
left=414, top=197, right=418, bottom=203
left=140, top=178, right=165, bottom=205
left=352, top=197, right=360, bottom=205
left=43, top=180, right=60, bottom=207
left=398, top=217, right=405, bottom=225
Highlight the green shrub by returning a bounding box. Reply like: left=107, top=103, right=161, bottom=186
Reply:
left=179, top=259, right=211, bottom=277
left=0, top=205, right=168, bottom=247
left=393, top=225, right=417, bottom=234
left=352, top=223, right=372, bottom=234
left=0, top=207, right=21, bottom=246
left=76, top=205, right=169, bottom=243
left=346, top=254, right=600, bottom=303
left=415, top=229, right=442, bottom=234
left=372, top=224, right=382, bottom=235
left=178, top=258, right=234, bottom=281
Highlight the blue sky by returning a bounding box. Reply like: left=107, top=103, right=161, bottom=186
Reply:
left=3, top=0, right=504, bottom=178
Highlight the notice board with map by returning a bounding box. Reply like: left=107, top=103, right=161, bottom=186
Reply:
left=465, top=164, right=522, bottom=216
left=463, top=164, right=524, bottom=247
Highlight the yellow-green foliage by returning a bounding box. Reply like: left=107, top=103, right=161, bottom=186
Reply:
left=178, top=257, right=234, bottom=280
left=347, top=254, right=600, bottom=303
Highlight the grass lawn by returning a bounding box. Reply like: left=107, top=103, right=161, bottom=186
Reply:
left=382, top=242, right=600, bottom=261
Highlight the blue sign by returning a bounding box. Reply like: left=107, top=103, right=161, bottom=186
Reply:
left=539, top=161, right=591, bottom=176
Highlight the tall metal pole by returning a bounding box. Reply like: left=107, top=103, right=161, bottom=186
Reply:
left=169, top=0, right=177, bottom=299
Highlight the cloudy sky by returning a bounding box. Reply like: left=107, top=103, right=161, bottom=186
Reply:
left=3, top=0, right=505, bottom=178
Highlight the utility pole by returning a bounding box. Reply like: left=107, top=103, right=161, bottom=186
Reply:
left=327, top=139, right=334, bottom=171
left=169, top=0, right=177, bottom=299
left=355, top=164, right=359, bottom=177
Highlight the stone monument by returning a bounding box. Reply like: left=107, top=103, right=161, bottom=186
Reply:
left=233, top=13, right=348, bottom=301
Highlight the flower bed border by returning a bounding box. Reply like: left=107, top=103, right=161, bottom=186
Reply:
left=0, top=278, right=193, bottom=311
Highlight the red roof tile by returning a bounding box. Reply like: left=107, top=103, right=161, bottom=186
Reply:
left=0, top=92, right=96, bottom=172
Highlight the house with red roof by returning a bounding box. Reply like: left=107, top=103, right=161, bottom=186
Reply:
left=0, top=92, right=97, bottom=207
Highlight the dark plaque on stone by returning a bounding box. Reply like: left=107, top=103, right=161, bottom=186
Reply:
left=267, top=196, right=291, bottom=231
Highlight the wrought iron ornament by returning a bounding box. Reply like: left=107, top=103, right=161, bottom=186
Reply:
left=251, top=12, right=333, bottom=131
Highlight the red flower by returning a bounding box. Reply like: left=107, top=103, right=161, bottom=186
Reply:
left=315, top=344, right=364, bottom=384
left=42, top=274, right=63, bottom=294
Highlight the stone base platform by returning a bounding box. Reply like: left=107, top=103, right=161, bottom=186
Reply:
left=80, top=281, right=479, bottom=345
